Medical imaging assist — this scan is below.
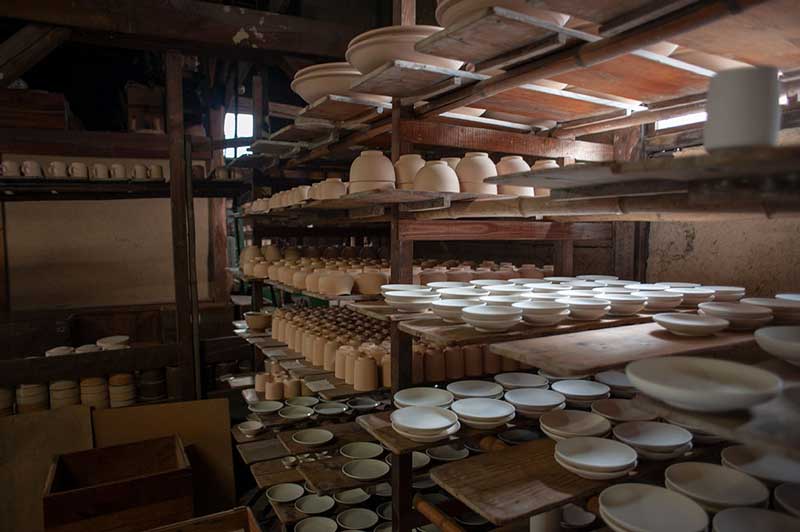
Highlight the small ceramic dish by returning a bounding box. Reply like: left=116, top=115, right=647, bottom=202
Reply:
left=431, top=299, right=483, bottom=322
left=483, top=284, right=534, bottom=296
left=384, top=451, right=430, bottom=470
left=539, top=409, right=611, bottom=438
left=336, top=508, right=379, bottom=530
left=494, top=372, right=548, bottom=390
left=636, top=442, right=693, bottom=461
left=346, top=396, right=380, bottom=411
left=754, top=326, right=800, bottom=367
left=333, top=487, right=370, bottom=505
left=705, top=285, right=746, bottom=301
left=340, top=441, right=383, bottom=460
left=266, top=482, right=305, bottom=503
left=427, top=281, right=470, bottom=289
left=446, top=380, right=504, bottom=399
left=666, top=287, right=714, bottom=306
left=380, top=284, right=429, bottom=295
left=292, top=428, right=334, bottom=447
left=248, top=400, right=283, bottom=414
left=556, top=297, right=610, bottom=320
left=451, top=398, right=515, bottom=421
left=505, top=388, right=566, bottom=410
left=439, top=287, right=490, bottom=299
left=510, top=278, right=548, bottom=285
left=286, top=396, right=320, bottom=407
left=295, top=516, right=338, bottom=532
left=479, top=294, right=532, bottom=306
left=544, top=277, right=577, bottom=284
left=237, top=420, right=264, bottom=437
left=604, top=294, right=646, bottom=316
left=295, top=494, right=335, bottom=515
left=593, top=370, right=634, bottom=391
left=555, top=436, right=638, bottom=472
left=527, top=283, right=568, bottom=293
left=314, top=402, right=349, bottom=416
left=497, top=428, right=542, bottom=445
left=613, top=421, right=693, bottom=452
left=279, top=405, right=315, bottom=420
left=391, top=406, right=458, bottom=434
left=653, top=312, right=729, bottom=336
left=341, top=459, right=390, bottom=481
left=426, top=443, right=469, bottom=461
left=393, top=387, right=454, bottom=408
left=462, top=316, right=521, bottom=332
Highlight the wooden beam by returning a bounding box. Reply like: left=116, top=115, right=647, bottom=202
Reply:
left=0, top=0, right=360, bottom=59
left=0, top=24, right=70, bottom=86
left=252, top=74, right=264, bottom=140
left=397, top=219, right=612, bottom=241
left=393, top=0, right=416, bottom=26
left=398, top=120, right=613, bottom=161
left=0, top=204, right=7, bottom=313
left=553, top=102, right=706, bottom=138
left=286, top=119, right=392, bottom=167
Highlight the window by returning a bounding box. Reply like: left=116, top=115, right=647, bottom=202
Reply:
left=655, top=95, right=789, bottom=130
left=224, top=113, right=253, bottom=159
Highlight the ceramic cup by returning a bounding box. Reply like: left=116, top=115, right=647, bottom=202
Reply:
left=21, top=160, right=42, bottom=177
left=48, top=161, right=68, bottom=178
left=148, top=164, right=164, bottom=179
left=0, top=160, right=20, bottom=177
left=130, top=163, right=148, bottom=180
left=91, top=163, right=110, bottom=180
left=110, top=163, right=126, bottom=180
left=68, top=162, right=89, bottom=179
left=704, top=66, right=780, bottom=151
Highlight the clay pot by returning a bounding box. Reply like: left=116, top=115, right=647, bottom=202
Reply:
left=463, top=345, right=484, bottom=376
left=284, top=378, right=301, bottom=399
left=305, top=269, right=326, bottom=292
left=482, top=344, right=501, bottom=374
left=349, top=150, right=395, bottom=182
left=354, top=271, right=389, bottom=295
left=441, top=157, right=461, bottom=169
left=318, top=273, right=354, bottom=296
left=495, top=269, right=516, bottom=281
left=240, top=245, right=262, bottom=264
left=313, top=336, right=327, bottom=366
left=335, top=346, right=352, bottom=379
left=517, top=264, right=542, bottom=278
left=395, top=154, right=425, bottom=184
left=346, top=25, right=463, bottom=74
left=293, top=270, right=310, bottom=289
left=425, top=347, right=447, bottom=382
left=284, top=247, right=302, bottom=261
left=456, top=152, right=496, bottom=183
left=319, top=178, right=347, bottom=199
left=419, top=269, right=449, bottom=285
left=303, top=332, right=316, bottom=361
left=501, top=357, right=520, bottom=372
left=265, top=381, right=284, bottom=400
left=354, top=356, right=379, bottom=391
left=444, top=346, right=465, bottom=380
left=496, top=155, right=535, bottom=197
left=413, top=160, right=460, bottom=193
left=255, top=372, right=268, bottom=393
left=294, top=326, right=304, bottom=353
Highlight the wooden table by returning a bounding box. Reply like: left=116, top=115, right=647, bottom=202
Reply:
left=236, top=438, right=290, bottom=466
left=277, top=421, right=375, bottom=454
left=251, top=457, right=305, bottom=489
left=299, top=454, right=391, bottom=494
left=346, top=300, right=431, bottom=322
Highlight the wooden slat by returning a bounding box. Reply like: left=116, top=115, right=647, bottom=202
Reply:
left=269, top=123, right=333, bottom=143
left=345, top=301, right=431, bottom=322
left=0, top=179, right=248, bottom=201
left=250, top=458, right=305, bottom=489
left=0, top=25, right=70, bottom=87
left=475, top=86, right=617, bottom=122
left=490, top=322, right=755, bottom=376
left=301, top=189, right=492, bottom=211
left=351, top=60, right=483, bottom=98
left=298, top=94, right=391, bottom=123
left=397, top=220, right=612, bottom=241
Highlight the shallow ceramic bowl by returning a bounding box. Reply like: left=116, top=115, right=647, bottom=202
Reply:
left=385, top=299, right=437, bottom=313
left=667, top=287, right=714, bottom=305
left=295, top=516, right=338, bottom=532
left=279, top=405, right=315, bottom=420
left=568, top=280, right=604, bottom=289
left=314, top=402, right=349, bottom=415
left=384, top=290, right=440, bottom=301
left=712, top=508, right=800, bottom=532
left=340, top=441, right=384, bottom=460
left=462, top=304, right=522, bottom=319
left=604, top=294, right=646, bottom=315
left=552, top=379, right=611, bottom=400
left=431, top=299, right=483, bottom=322
left=557, top=297, right=610, bottom=320
left=469, top=279, right=512, bottom=287
left=248, top=400, right=283, bottom=414
left=463, top=316, right=521, bottom=331
left=599, top=483, right=709, bottom=532
left=451, top=398, right=515, bottom=421
left=380, top=284, right=429, bottom=295
left=613, top=421, right=693, bottom=452
left=447, top=379, right=504, bottom=399
left=333, top=487, right=371, bottom=505
left=494, top=372, right=548, bottom=389
left=591, top=398, right=657, bottom=423
left=505, top=388, right=565, bottom=410
left=560, top=289, right=596, bottom=298
left=392, top=420, right=461, bottom=442
left=721, top=445, right=800, bottom=486
left=510, top=278, right=547, bottom=285
left=346, top=396, right=380, bottom=411
left=341, top=459, right=390, bottom=481
left=665, top=461, right=769, bottom=510
left=459, top=413, right=514, bottom=429
left=292, top=428, right=334, bottom=447
left=439, top=287, right=490, bottom=299
left=426, top=444, right=470, bottom=461
left=287, top=396, right=321, bottom=407
left=237, top=420, right=264, bottom=436
left=544, top=276, right=577, bottom=284
left=634, top=291, right=683, bottom=310
left=394, top=387, right=454, bottom=408
left=705, top=285, right=746, bottom=301
left=295, top=494, right=335, bottom=515
left=479, top=294, right=531, bottom=306
left=427, top=281, right=470, bottom=289
left=336, top=508, right=379, bottom=530
left=519, top=309, right=570, bottom=326
left=484, top=284, right=534, bottom=296
left=346, top=26, right=462, bottom=73
left=266, top=482, right=305, bottom=503
left=754, top=326, right=800, bottom=366
left=556, top=436, right=638, bottom=472
left=528, top=283, right=567, bottom=293
left=391, top=406, right=458, bottom=434
left=540, top=409, right=611, bottom=438
left=653, top=312, right=729, bottom=336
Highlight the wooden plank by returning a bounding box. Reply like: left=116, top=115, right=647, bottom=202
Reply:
left=351, top=60, right=483, bottom=98
left=398, top=120, right=614, bottom=162
left=397, top=220, right=612, bottom=241
left=269, top=123, right=333, bottom=143
left=302, top=189, right=491, bottom=211
left=345, top=301, right=431, bottom=322
left=491, top=322, right=755, bottom=376
left=0, top=25, right=70, bottom=87
left=399, top=313, right=653, bottom=348
left=635, top=358, right=800, bottom=457
left=250, top=458, right=305, bottom=489
left=0, top=180, right=247, bottom=201
left=475, top=86, right=616, bottom=123
left=298, top=453, right=390, bottom=494
left=298, top=94, right=391, bottom=123
left=277, top=421, right=374, bottom=455
left=393, top=0, right=416, bottom=26
left=236, top=438, right=289, bottom=465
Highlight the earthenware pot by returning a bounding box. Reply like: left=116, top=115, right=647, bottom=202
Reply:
left=413, top=160, right=460, bottom=193
left=496, top=155, right=535, bottom=197
left=456, top=152, right=497, bottom=184
left=350, top=150, right=395, bottom=182
left=395, top=154, right=425, bottom=184
left=355, top=356, right=379, bottom=391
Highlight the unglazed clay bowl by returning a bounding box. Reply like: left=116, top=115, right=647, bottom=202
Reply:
left=346, top=26, right=463, bottom=73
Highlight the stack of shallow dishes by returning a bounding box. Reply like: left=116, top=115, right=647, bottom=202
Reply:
left=439, top=287, right=490, bottom=300
left=461, top=305, right=522, bottom=332
left=551, top=380, right=610, bottom=408
left=494, top=372, right=548, bottom=390
left=431, top=299, right=482, bottom=322
left=80, top=377, right=109, bottom=409
left=526, top=283, right=567, bottom=294
left=505, top=388, right=565, bottom=418
left=664, top=462, right=769, bottom=512
left=713, top=508, right=800, bottom=532
left=698, top=301, right=773, bottom=330
left=721, top=445, right=800, bottom=487
left=594, top=370, right=636, bottom=398
left=599, top=483, right=708, bottom=532
left=539, top=409, right=611, bottom=441
left=451, top=398, right=515, bottom=429
left=109, top=373, right=136, bottom=408
left=591, top=398, right=657, bottom=424
left=568, top=280, right=604, bottom=290
left=512, top=300, right=570, bottom=326
left=705, top=285, right=746, bottom=301
left=49, top=379, right=80, bottom=409
left=16, top=383, right=49, bottom=413
left=346, top=25, right=462, bottom=74
left=754, top=326, right=800, bottom=366
left=593, top=286, right=636, bottom=295
left=613, top=421, right=693, bottom=461
left=447, top=380, right=504, bottom=399
left=483, top=284, right=533, bottom=297
left=556, top=297, right=610, bottom=320
left=390, top=406, right=460, bottom=442
left=545, top=277, right=576, bottom=284
left=653, top=312, right=729, bottom=336
left=604, top=294, right=646, bottom=316
left=290, top=62, right=388, bottom=104
left=393, top=387, right=454, bottom=408
left=742, top=297, right=800, bottom=323
left=555, top=437, right=638, bottom=480
left=470, top=279, right=511, bottom=287
left=666, top=287, right=714, bottom=307
left=381, top=283, right=428, bottom=296
left=427, top=281, right=470, bottom=291
left=479, top=294, right=531, bottom=306
left=633, top=290, right=683, bottom=311
left=384, top=290, right=440, bottom=313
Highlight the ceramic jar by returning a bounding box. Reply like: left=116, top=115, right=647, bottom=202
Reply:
left=441, top=157, right=461, bottom=169
left=313, top=335, right=327, bottom=366
left=463, top=345, right=484, bottom=376
left=420, top=269, right=448, bottom=284
left=355, top=271, right=389, bottom=295
left=261, top=244, right=283, bottom=262
left=350, top=150, right=395, bottom=182
left=395, top=154, right=425, bottom=186
left=318, top=273, right=354, bottom=296
left=456, top=152, right=498, bottom=194
left=381, top=354, right=392, bottom=388
left=444, top=346, right=465, bottom=380
left=482, top=344, right=501, bottom=374
left=294, top=325, right=304, bottom=353
left=335, top=346, right=353, bottom=379
left=425, top=347, right=446, bottom=382
left=413, top=160, right=460, bottom=193
left=345, top=351, right=360, bottom=384
left=284, top=378, right=301, bottom=399
left=324, top=338, right=341, bottom=371
left=285, top=322, right=296, bottom=349
left=496, top=155, right=535, bottom=197
left=354, top=356, right=379, bottom=391
left=265, top=381, right=284, bottom=400
left=319, top=177, right=347, bottom=199
left=303, top=332, right=316, bottom=361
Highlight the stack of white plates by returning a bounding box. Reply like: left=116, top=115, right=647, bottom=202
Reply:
left=49, top=380, right=80, bottom=409
left=16, top=383, right=49, bottom=413
left=721, top=445, right=800, bottom=486
left=451, top=398, right=515, bottom=429
left=555, top=436, right=638, bottom=480
left=430, top=299, right=482, bottom=322
left=480, top=295, right=532, bottom=306
left=593, top=286, right=636, bottom=295
left=384, top=290, right=440, bottom=313
left=656, top=282, right=700, bottom=289
left=663, top=415, right=725, bottom=444
left=394, top=387, right=454, bottom=408
left=613, top=421, right=693, bottom=460
left=109, top=373, right=136, bottom=408
left=539, top=410, right=611, bottom=441
left=469, top=279, right=511, bottom=287
left=665, top=462, right=769, bottom=512
left=705, top=285, right=746, bottom=302
left=446, top=380, right=504, bottom=400
left=505, top=388, right=565, bottom=418
left=602, top=279, right=639, bottom=288
left=512, top=300, right=570, bottom=326
left=742, top=297, right=800, bottom=324
left=604, top=294, right=646, bottom=316
left=667, top=287, right=714, bottom=307
left=539, top=369, right=591, bottom=382
left=569, top=280, right=605, bottom=289
left=578, top=275, right=619, bottom=282
left=599, top=483, right=709, bottom=532
left=591, top=399, right=657, bottom=424
left=594, top=370, right=636, bottom=398
left=633, top=290, right=683, bottom=310
left=483, top=284, right=534, bottom=297
left=698, top=301, right=773, bottom=330
left=381, top=284, right=428, bottom=296
left=551, top=380, right=610, bottom=408
left=461, top=305, right=522, bottom=332
left=653, top=312, right=730, bottom=336
left=439, top=287, right=490, bottom=300
left=526, top=283, right=567, bottom=294
left=390, top=406, right=460, bottom=442
left=713, top=508, right=800, bottom=532
left=494, top=372, right=548, bottom=390
left=80, top=377, right=109, bottom=409
left=626, top=283, right=664, bottom=292
left=556, top=297, right=610, bottom=320
left=427, top=281, right=470, bottom=290
left=545, top=277, right=577, bottom=284
left=510, top=278, right=547, bottom=286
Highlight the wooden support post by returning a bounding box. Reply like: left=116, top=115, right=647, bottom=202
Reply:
left=252, top=73, right=264, bottom=140
left=553, top=240, right=574, bottom=276
left=166, top=51, right=198, bottom=400
left=393, top=0, right=416, bottom=26
left=612, top=126, right=649, bottom=280
left=0, top=24, right=70, bottom=87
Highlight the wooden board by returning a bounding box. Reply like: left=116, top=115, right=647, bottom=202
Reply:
left=236, top=437, right=290, bottom=465
left=299, top=94, right=391, bottom=123
left=250, top=457, right=305, bottom=489
left=231, top=425, right=276, bottom=445
left=277, top=421, right=374, bottom=455
left=298, top=453, right=390, bottom=494
left=0, top=405, right=94, bottom=532
left=92, top=399, right=235, bottom=514
left=250, top=139, right=303, bottom=157
left=301, top=188, right=489, bottom=211
left=490, top=322, right=755, bottom=376
left=270, top=123, right=333, bottom=144
left=315, top=375, right=389, bottom=402
left=635, top=358, right=800, bottom=457
left=399, top=313, right=653, bottom=347
left=350, top=60, right=483, bottom=98
left=345, top=301, right=431, bottom=322
left=476, top=86, right=617, bottom=123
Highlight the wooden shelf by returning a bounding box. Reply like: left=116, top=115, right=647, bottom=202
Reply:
left=490, top=322, right=755, bottom=377
left=269, top=122, right=334, bottom=144
left=399, top=313, right=653, bottom=347
left=352, top=60, right=483, bottom=99
left=298, top=453, right=390, bottom=494
left=635, top=358, right=800, bottom=457
left=250, top=457, right=305, bottom=489
left=298, top=94, right=391, bottom=124
left=277, top=421, right=374, bottom=455
left=0, top=179, right=249, bottom=201
left=345, top=301, right=432, bottom=322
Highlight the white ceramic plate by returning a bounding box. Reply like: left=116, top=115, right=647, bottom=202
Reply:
left=341, top=459, right=390, bottom=481
left=712, top=508, right=800, bottom=532
left=599, top=483, right=708, bottom=532
left=625, top=356, right=783, bottom=412
left=295, top=494, right=335, bottom=514
left=545, top=276, right=577, bottom=284
left=392, top=420, right=461, bottom=442
left=591, top=398, right=657, bottom=422
left=754, top=326, right=800, bottom=365
left=390, top=406, right=458, bottom=434
left=552, top=379, right=610, bottom=400
left=462, top=316, right=521, bottom=332
left=554, top=453, right=635, bottom=480
left=447, top=380, right=504, bottom=399
left=539, top=409, right=611, bottom=438
left=266, top=482, right=305, bottom=503
left=613, top=421, right=693, bottom=452
left=774, top=483, right=800, bottom=517
left=381, top=284, right=429, bottom=295
left=393, top=387, right=453, bottom=408
left=656, top=281, right=700, bottom=289
left=636, top=441, right=692, bottom=461
left=279, top=405, right=315, bottom=420
left=439, top=287, right=490, bottom=299
left=248, top=400, right=283, bottom=414
left=699, top=301, right=772, bottom=318
left=721, top=445, right=800, bottom=485
left=594, top=370, right=634, bottom=390
left=555, top=436, right=637, bottom=472
left=427, top=281, right=470, bottom=289
left=494, top=372, right=549, bottom=389
left=578, top=275, right=619, bottom=281
left=459, top=412, right=515, bottom=429
left=470, top=279, right=512, bottom=287
left=333, top=487, right=370, bottom=505
left=504, top=388, right=565, bottom=409
left=653, top=312, right=729, bottom=336
left=315, top=402, right=349, bottom=415
left=426, top=444, right=469, bottom=461
left=431, top=299, right=483, bottom=322
left=295, top=516, right=337, bottom=532
left=777, top=293, right=800, bottom=302
left=340, top=441, right=383, bottom=460
left=664, top=461, right=769, bottom=509
left=292, top=428, right=335, bottom=447
left=336, top=508, right=379, bottom=530
left=451, top=398, right=515, bottom=421
left=287, top=396, right=320, bottom=407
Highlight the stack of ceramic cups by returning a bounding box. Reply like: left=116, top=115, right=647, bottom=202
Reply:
left=80, top=377, right=109, bottom=409
left=0, top=387, right=12, bottom=416
left=49, top=379, right=80, bottom=409
left=138, top=368, right=167, bottom=402
left=109, top=373, right=137, bottom=408
left=16, top=384, right=49, bottom=413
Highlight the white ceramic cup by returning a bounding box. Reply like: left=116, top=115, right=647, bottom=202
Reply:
left=147, top=164, right=163, bottom=179
left=91, top=163, right=110, bottom=180
left=110, top=164, right=126, bottom=180
left=48, top=161, right=67, bottom=178
left=21, top=160, right=42, bottom=177
left=68, top=162, right=89, bottom=178
left=130, top=163, right=148, bottom=180
left=704, top=66, right=780, bottom=151
left=0, top=160, right=20, bottom=177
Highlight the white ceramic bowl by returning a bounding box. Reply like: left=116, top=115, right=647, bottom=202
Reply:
left=613, top=421, right=693, bottom=452
left=381, top=284, right=429, bottom=295
left=510, top=278, right=548, bottom=285
left=431, top=299, right=483, bottom=322
left=742, top=297, right=800, bottom=322
left=462, top=316, right=521, bottom=332
left=633, top=291, right=683, bottom=310
left=295, top=516, right=338, bottom=532
left=776, top=293, right=800, bottom=302
left=556, top=436, right=637, bottom=472
left=554, top=452, right=636, bottom=479
left=665, top=461, right=769, bottom=511
left=628, top=283, right=667, bottom=292
left=656, top=281, right=700, bottom=289
left=721, top=445, right=800, bottom=486
left=653, top=312, right=730, bottom=336
left=462, top=304, right=522, bottom=320
left=551, top=380, right=610, bottom=400
left=340, top=441, right=383, bottom=460
left=427, top=281, right=470, bottom=290
left=591, top=398, right=657, bottom=423
left=392, top=420, right=461, bottom=443
left=754, top=326, right=800, bottom=366
left=292, top=428, right=335, bottom=447
left=341, top=459, right=390, bottom=481
left=237, top=420, right=264, bottom=437
left=333, top=487, right=371, bottom=505
left=540, top=409, right=611, bottom=438
left=479, top=294, right=532, bottom=306
left=505, top=388, right=565, bottom=410
left=484, top=284, right=534, bottom=296
left=384, top=290, right=440, bottom=301
left=394, top=387, right=454, bottom=408
left=469, top=279, right=512, bottom=287
left=578, top=275, right=619, bottom=281
left=666, top=287, right=714, bottom=306
left=439, top=287, right=490, bottom=299
left=266, top=482, right=305, bottom=503
left=451, top=398, right=515, bottom=421
left=336, top=508, right=379, bottom=530
left=390, top=406, right=458, bottom=434
left=295, top=494, right=335, bottom=515
left=604, top=294, right=646, bottom=316
left=599, top=483, right=708, bottom=532
left=705, top=285, right=746, bottom=301
left=279, top=405, right=315, bottom=420
left=568, top=280, right=604, bottom=289
left=556, top=297, right=610, bottom=320
left=494, top=372, right=548, bottom=389
left=248, top=400, right=283, bottom=414
left=698, top=301, right=773, bottom=329
left=447, top=380, right=504, bottom=399
left=513, top=300, right=571, bottom=326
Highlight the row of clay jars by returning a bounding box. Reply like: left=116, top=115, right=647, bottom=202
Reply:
left=333, top=345, right=382, bottom=391
left=412, top=343, right=533, bottom=384
left=254, top=371, right=302, bottom=400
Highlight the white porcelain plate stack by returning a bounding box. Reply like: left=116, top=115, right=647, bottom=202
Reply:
left=698, top=301, right=773, bottom=330
left=451, top=398, right=515, bottom=429
left=504, top=388, right=566, bottom=418
left=512, top=300, right=570, bottom=326
left=393, top=387, right=454, bottom=408
left=555, top=436, right=638, bottom=480
left=653, top=312, right=730, bottom=336
left=613, top=421, right=693, bottom=461
left=390, top=406, right=460, bottom=442
left=594, top=370, right=636, bottom=398
left=539, top=410, right=612, bottom=441
left=431, top=299, right=482, bottom=323
left=446, top=380, right=504, bottom=400
left=551, top=380, right=611, bottom=408
left=664, top=461, right=769, bottom=512
left=599, top=483, right=709, bottom=532
left=493, top=372, right=548, bottom=390
left=634, top=290, right=683, bottom=311
left=742, top=297, right=800, bottom=324
left=461, top=305, right=522, bottom=332
left=384, top=290, right=440, bottom=313
left=705, top=285, right=746, bottom=302
left=556, top=297, right=610, bottom=320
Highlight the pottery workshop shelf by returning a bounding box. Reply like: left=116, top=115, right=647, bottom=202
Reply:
left=345, top=301, right=432, bottom=322
left=0, top=179, right=249, bottom=201
left=298, top=94, right=391, bottom=124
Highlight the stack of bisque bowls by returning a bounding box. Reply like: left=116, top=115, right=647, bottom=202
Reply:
left=540, top=409, right=612, bottom=441
left=346, top=25, right=462, bottom=75
left=698, top=301, right=773, bottom=330
left=557, top=297, right=610, bottom=320
left=633, top=289, right=683, bottom=311
left=0, top=387, right=13, bottom=416
left=455, top=152, right=498, bottom=194
left=461, top=305, right=522, bottom=332
left=348, top=150, right=396, bottom=194
left=555, top=436, right=638, bottom=480
left=594, top=370, right=637, bottom=398
left=446, top=379, right=504, bottom=399
left=451, top=397, right=515, bottom=429
left=613, top=421, right=693, bottom=461
left=49, top=379, right=80, bottom=409
left=395, top=154, right=426, bottom=190
left=494, top=372, right=548, bottom=390
left=80, top=377, right=109, bottom=409
left=512, top=300, right=570, bottom=326
left=393, top=387, right=454, bottom=409
left=138, top=368, right=167, bottom=402
left=384, top=290, right=440, bottom=313
left=16, top=383, right=49, bottom=413
left=604, top=294, right=647, bottom=316
left=505, top=388, right=566, bottom=418
left=109, top=373, right=137, bottom=408
left=664, top=461, right=770, bottom=513
left=390, top=405, right=460, bottom=442
left=439, top=286, right=489, bottom=300
left=290, top=62, right=389, bottom=105
left=705, top=285, right=746, bottom=301
left=431, top=299, right=483, bottom=322
left=551, top=380, right=611, bottom=408
left=742, top=297, right=800, bottom=324
left=413, top=160, right=461, bottom=193
left=666, top=287, right=715, bottom=307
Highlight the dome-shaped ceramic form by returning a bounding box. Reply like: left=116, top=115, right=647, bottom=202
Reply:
left=318, top=178, right=347, bottom=199
left=413, top=160, right=460, bottom=193
left=350, top=150, right=395, bottom=182
left=394, top=154, right=426, bottom=184
left=318, top=273, right=355, bottom=296
left=496, top=155, right=534, bottom=197
left=355, top=271, right=389, bottom=295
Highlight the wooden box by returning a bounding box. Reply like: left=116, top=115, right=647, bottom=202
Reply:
left=145, top=507, right=261, bottom=531
left=43, top=435, right=193, bottom=532
left=0, top=88, right=67, bottom=129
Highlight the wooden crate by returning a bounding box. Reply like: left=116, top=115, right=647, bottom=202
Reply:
left=0, top=88, right=67, bottom=129
left=43, top=435, right=193, bottom=532
left=145, top=506, right=260, bottom=531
